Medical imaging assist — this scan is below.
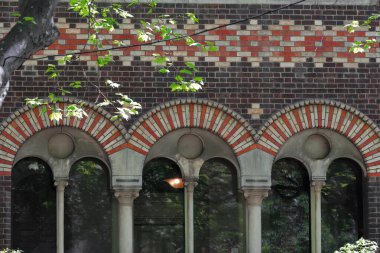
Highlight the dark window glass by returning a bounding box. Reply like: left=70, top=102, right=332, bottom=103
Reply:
left=65, top=159, right=112, bottom=253
left=12, top=157, right=56, bottom=253
left=322, top=158, right=363, bottom=252
left=194, top=159, right=245, bottom=253
left=134, top=159, right=185, bottom=253
left=262, top=158, right=310, bottom=253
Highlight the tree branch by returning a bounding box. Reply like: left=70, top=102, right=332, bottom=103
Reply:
left=0, top=0, right=60, bottom=106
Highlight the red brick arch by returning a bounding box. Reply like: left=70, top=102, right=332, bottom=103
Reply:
left=257, top=100, right=380, bottom=175
left=0, top=99, right=128, bottom=175
left=126, top=99, right=256, bottom=157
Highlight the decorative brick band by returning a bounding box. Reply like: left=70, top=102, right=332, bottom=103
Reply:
left=257, top=99, right=380, bottom=174
left=126, top=98, right=255, bottom=157
left=0, top=98, right=128, bottom=175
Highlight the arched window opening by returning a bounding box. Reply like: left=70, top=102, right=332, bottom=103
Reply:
left=262, top=158, right=310, bottom=253
left=134, top=158, right=185, bottom=253
left=322, top=158, right=363, bottom=252
left=12, top=157, right=56, bottom=253
left=194, top=159, right=245, bottom=253
left=64, top=159, right=112, bottom=253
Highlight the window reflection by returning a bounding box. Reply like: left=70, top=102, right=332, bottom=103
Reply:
left=262, top=158, right=310, bottom=253
left=134, top=158, right=185, bottom=253
left=322, top=158, right=363, bottom=252
left=65, top=159, right=112, bottom=253
left=12, top=157, right=56, bottom=253
left=194, top=159, right=245, bottom=253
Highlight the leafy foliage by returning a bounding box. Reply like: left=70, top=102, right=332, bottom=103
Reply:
left=345, top=14, right=380, bottom=53
left=32, top=0, right=218, bottom=122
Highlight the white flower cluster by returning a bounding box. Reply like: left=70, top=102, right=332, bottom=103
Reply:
left=334, top=238, right=379, bottom=253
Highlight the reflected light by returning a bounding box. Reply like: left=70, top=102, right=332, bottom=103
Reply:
left=165, top=178, right=184, bottom=189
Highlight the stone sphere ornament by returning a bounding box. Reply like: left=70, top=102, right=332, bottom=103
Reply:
left=48, top=133, right=75, bottom=159
left=177, top=134, right=204, bottom=159
left=303, top=134, right=330, bottom=160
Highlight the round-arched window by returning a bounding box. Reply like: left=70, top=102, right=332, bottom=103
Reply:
left=134, top=158, right=185, bottom=253
left=12, top=157, right=56, bottom=253
left=194, top=159, right=245, bottom=253
left=64, top=159, right=112, bottom=253
left=322, top=158, right=363, bottom=252
left=262, top=158, right=310, bottom=253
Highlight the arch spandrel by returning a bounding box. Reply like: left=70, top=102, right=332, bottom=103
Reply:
left=258, top=100, right=380, bottom=175
left=0, top=98, right=128, bottom=175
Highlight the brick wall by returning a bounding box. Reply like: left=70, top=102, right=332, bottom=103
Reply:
left=0, top=176, right=11, bottom=247
left=1, top=0, right=380, bottom=249
left=0, top=2, right=379, bottom=129
left=368, top=176, right=380, bottom=243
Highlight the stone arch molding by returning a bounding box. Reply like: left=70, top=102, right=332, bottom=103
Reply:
left=258, top=100, right=380, bottom=175
left=0, top=98, right=128, bottom=176
left=126, top=98, right=256, bottom=157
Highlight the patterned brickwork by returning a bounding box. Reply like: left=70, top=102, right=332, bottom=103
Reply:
left=126, top=98, right=255, bottom=156
left=0, top=98, right=128, bottom=174
left=0, top=2, right=378, bottom=68
left=258, top=100, right=380, bottom=174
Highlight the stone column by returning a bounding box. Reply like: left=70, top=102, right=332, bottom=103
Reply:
left=184, top=179, right=197, bottom=253
left=312, top=181, right=324, bottom=253
left=115, top=190, right=139, bottom=253
left=243, top=188, right=269, bottom=253
left=54, top=180, right=68, bottom=253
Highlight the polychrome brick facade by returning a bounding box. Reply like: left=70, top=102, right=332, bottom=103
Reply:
left=1, top=0, right=380, bottom=251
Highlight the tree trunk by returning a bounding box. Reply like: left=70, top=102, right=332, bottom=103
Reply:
left=0, top=0, right=60, bottom=106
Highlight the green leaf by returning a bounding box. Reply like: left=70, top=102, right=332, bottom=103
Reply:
left=66, top=104, right=88, bottom=119
left=137, top=30, right=153, bottom=42
left=186, top=13, right=199, bottom=23
left=112, top=5, right=134, bottom=18
left=59, top=87, right=71, bottom=96
left=179, top=69, right=193, bottom=75
left=25, top=97, right=44, bottom=107
left=193, top=76, right=203, bottom=82
left=204, top=41, right=219, bottom=52
left=45, top=64, right=62, bottom=79
left=159, top=68, right=170, bottom=74
left=113, top=40, right=126, bottom=46
left=23, top=16, right=36, bottom=24
left=11, top=12, right=21, bottom=17
left=49, top=110, right=63, bottom=122
left=58, top=55, right=73, bottom=65
left=69, top=81, right=82, bottom=89
left=153, top=55, right=170, bottom=65
left=48, top=93, right=63, bottom=103
left=127, top=0, right=140, bottom=7
left=185, top=62, right=195, bottom=69
left=170, top=83, right=181, bottom=91
left=96, top=54, right=112, bottom=67
left=175, top=75, right=183, bottom=82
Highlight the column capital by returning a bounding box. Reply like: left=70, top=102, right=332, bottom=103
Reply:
left=311, top=180, right=325, bottom=193
left=242, top=187, right=270, bottom=206
left=184, top=177, right=198, bottom=191
left=114, top=189, right=140, bottom=205
left=54, top=180, right=68, bottom=192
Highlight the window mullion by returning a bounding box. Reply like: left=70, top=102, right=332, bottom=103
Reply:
left=54, top=179, right=68, bottom=253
